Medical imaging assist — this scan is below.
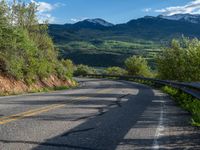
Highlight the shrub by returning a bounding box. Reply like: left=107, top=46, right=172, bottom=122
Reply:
left=125, top=56, right=152, bottom=77
left=61, top=59, right=74, bottom=78
left=0, top=55, right=8, bottom=72
left=7, top=57, right=24, bottom=80
left=105, top=66, right=127, bottom=76
left=55, top=62, right=67, bottom=80
left=74, top=64, right=96, bottom=76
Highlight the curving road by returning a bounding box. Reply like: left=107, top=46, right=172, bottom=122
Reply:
left=0, top=78, right=199, bottom=150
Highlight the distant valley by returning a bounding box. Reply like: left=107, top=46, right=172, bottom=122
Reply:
left=49, top=14, right=200, bottom=67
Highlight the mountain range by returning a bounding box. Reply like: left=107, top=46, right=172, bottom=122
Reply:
left=158, top=14, right=200, bottom=24
left=48, top=14, right=200, bottom=67
left=49, top=14, right=200, bottom=43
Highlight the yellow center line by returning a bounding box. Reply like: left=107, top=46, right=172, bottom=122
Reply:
left=0, top=104, right=59, bottom=121
left=0, top=104, right=65, bottom=125
left=0, top=88, right=112, bottom=125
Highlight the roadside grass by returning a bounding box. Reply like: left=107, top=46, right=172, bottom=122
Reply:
left=162, top=86, right=200, bottom=126
left=125, top=78, right=200, bottom=126
left=28, top=85, right=77, bottom=94
left=52, top=86, right=71, bottom=91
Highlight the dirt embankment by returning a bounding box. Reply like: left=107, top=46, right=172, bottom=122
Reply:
left=0, top=75, right=76, bottom=95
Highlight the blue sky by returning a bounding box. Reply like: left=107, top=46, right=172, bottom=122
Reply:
left=28, top=0, right=200, bottom=24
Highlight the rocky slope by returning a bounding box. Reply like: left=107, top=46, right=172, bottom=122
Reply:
left=0, top=75, right=76, bottom=95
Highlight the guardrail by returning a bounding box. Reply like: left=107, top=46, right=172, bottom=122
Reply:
left=81, top=74, right=200, bottom=100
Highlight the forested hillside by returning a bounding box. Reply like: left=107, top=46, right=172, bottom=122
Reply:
left=58, top=40, right=160, bottom=68
left=0, top=0, right=74, bottom=94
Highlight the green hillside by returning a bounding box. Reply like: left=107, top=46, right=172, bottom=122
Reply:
left=57, top=40, right=161, bottom=68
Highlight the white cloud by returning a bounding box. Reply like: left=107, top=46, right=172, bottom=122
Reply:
left=37, top=13, right=55, bottom=23
left=156, top=0, right=200, bottom=16
left=143, top=8, right=152, bottom=12
left=54, top=3, right=66, bottom=8
left=30, top=0, right=65, bottom=23
left=31, top=0, right=64, bottom=13
left=37, top=2, right=54, bottom=13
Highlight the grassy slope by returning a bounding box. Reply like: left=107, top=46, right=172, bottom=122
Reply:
left=163, top=86, right=200, bottom=126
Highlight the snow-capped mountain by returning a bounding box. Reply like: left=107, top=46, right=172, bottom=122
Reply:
left=158, top=14, right=200, bottom=24
left=73, top=18, right=114, bottom=29
left=84, top=18, right=114, bottom=27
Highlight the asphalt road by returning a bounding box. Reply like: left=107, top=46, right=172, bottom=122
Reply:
left=0, top=78, right=199, bottom=150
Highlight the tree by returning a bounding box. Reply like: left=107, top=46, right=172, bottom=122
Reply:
left=12, top=0, right=38, bottom=29
left=0, top=0, right=10, bottom=25
left=157, top=38, right=200, bottom=82
left=125, top=56, right=152, bottom=77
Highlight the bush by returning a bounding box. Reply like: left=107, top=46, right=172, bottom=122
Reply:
left=55, top=62, right=67, bottom=80
left=125, top=56, right=152, bottom=77
left=61, top=59, right=74, bottom=78
left=7, top=57, right=24, bottom=80
left=74, top=64, right=96, bottom=76
left=105, top=66, right=127, bottom=76
left=157, top=38, right=200, bottom=82
left=0, top=55, right=8, bottom=73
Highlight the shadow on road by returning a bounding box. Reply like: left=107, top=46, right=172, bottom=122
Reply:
left=30, top=82, right=159, bottom=150
left=0, top=79, right=199, bottom=150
